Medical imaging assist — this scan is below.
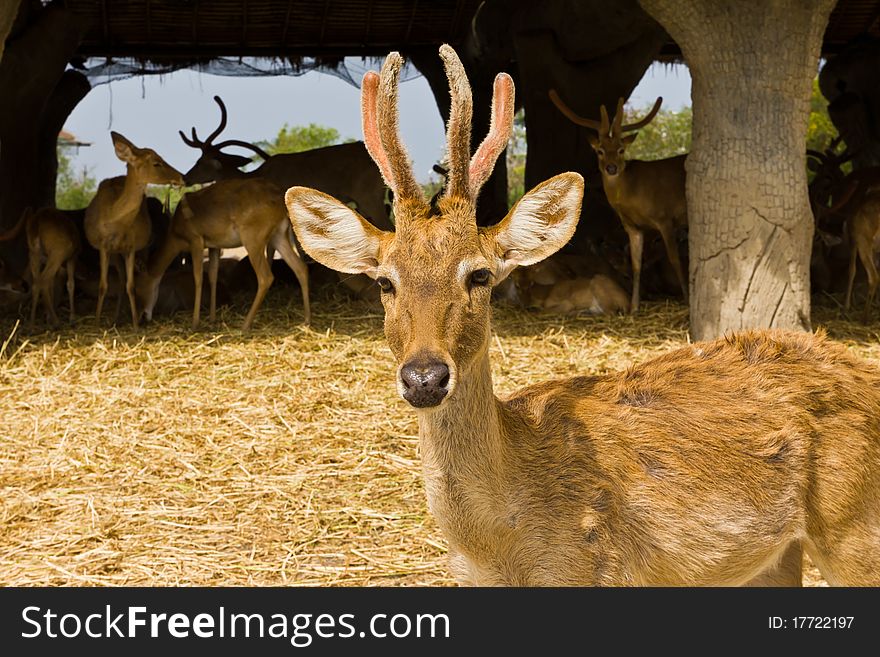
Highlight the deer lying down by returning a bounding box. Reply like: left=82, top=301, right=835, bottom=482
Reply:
left=286, top=46, right=880, bottom=586
left=510, top=257, right=629, bottom=315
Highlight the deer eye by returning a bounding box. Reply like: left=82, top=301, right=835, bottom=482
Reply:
left=469, top=268, right=492, bottom=287
left=376, top=276, right=394, bottom=294
left=597, top=149, right=605, bottom=157
left=618, top=148, right=625, bottom=155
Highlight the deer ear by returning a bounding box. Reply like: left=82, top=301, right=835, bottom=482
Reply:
left=285, top=187, right=391, bottom=278
left=622, top=133, right=637, bottom=146
left=111, top=132, right=138, bottom=164
left=221, top=153, right=253, bottom=170
left=481, top=172, right=584, bottom=282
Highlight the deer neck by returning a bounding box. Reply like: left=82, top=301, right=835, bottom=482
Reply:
left=112, top=165, right=148, bottom=220
left=600, top=166, right=633, bottom=208
left=416, top=345, right=509, bottom=539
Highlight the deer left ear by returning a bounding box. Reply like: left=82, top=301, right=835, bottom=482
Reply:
left=481, top=172, right=584, bottom=282
left=622, top=133, right=637, bottom=146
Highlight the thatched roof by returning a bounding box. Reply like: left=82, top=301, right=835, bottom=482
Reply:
left=60, top=0, right=880, bottom=62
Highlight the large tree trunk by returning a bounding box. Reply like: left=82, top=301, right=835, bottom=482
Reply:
left=639, top=0, right=835, bottom=340
left=0, top=3, right=87, bottom=238
left=0, top=0, right=21, bottom=63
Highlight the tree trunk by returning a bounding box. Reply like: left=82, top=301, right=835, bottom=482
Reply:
left=0, top=3, right=87, bottom=238
left=0, top=0, right=21, bottom=64
left=639, top=0, right=836, bottom=340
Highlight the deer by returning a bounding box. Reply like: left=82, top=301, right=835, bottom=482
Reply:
left=84, top=132, right=184, bottom=328
left=137, top=177, right=309, bottom=331
left=843, top=189, right=880, bottom=321
left=507, top=256, right=630, bottom=315
left=550, top=91, right=687, bottom=313
left=285, top=45, right=880, bottom=587
left=21, top=207, right=81, bottom=326
left=179, top=95, right=391, bottom=231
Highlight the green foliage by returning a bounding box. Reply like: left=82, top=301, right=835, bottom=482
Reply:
left=55, top=148, right=97, bottom=210
left=507, top=110, right=526, bottom=206
left=624, top=104, right=692, bottom=161
left=258, top=123, right=347, bottom=155
left=807, top=77, right=838, bottom=156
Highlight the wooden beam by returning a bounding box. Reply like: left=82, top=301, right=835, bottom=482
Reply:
left=363, top=0, right=374, bottom=45
left=146, top=0, right=152, bottom=42
left=101, top=0, right=109, bottom=45
left=242, top=0, right=248, bottom=48
left=449, top=0, right=465, bottom=41
left=192, top=0, right=199, bottom=46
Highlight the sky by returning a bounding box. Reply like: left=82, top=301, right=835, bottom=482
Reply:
left=64, top=61, right=692, bottom=184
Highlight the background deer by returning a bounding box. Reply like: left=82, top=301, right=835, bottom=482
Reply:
left=23, top=207, right=80, bottom=326
left=137, top=177, right=309, bottom=331
left=550, top=91, right=687, bottom=313
left=286, top=45, right=880, bottom=587
left=844, top=189, right=880, bottom=320
left=84, top=132, right=183, bottom=327
left=180, top=95, right=391, bottom=231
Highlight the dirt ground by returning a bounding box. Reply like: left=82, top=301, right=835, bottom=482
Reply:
left=1, top=289, right=877, bottom=586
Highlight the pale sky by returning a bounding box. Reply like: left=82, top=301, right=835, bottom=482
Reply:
left=64, top=61, right=692, bottom=184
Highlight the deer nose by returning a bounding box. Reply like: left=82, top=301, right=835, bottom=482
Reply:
left=605, top=163, right=618, bottom=175
left=400, top=359, right=450, bottom=408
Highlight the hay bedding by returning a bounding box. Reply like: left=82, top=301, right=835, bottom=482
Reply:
left=0, top=289, right=878, bottom=587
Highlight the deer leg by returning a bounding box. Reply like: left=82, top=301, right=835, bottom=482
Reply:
left=113, top=256, right=126, bottom=324
left=208, top=247, right=220, bottom=322
left=624, top=225, right=644, bottom=313
left=845, top=241, right=858, bottom=312
left=96, top=248, right=110, bottom=323
left=242, top=239, right=274, bottom=331
left=658, top=222, right=688, bottom=301
left=266, top=244, right=276, bottom=264
left=28, top=247, right=41, bottom=326
left=190, top=243, right=205, bottom=330
left=67, top=259, right=76, bottom=323
left=124, top=250, right=139, bottom=328
left=273, top=229, right=311, bottom=325
left=857, top=238, right=878, bottom=323
left=41, top=254, right=65, bottom=327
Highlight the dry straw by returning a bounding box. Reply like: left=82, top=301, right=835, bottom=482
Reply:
left=1, top=290, right=877, bottom=587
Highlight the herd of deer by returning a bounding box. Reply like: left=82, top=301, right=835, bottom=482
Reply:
left=1, top=45, right=879, bottom=586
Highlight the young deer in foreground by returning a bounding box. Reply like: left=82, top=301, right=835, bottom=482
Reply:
left=85, top=132, right=184, bottom=327
left=550, top=91, right=687, bottom=313
left=137, top=177, right=310, bottom=330
left=286, top=46, right=880, bottom=586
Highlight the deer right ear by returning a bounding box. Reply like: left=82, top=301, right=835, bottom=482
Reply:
left=285, top=187, right=391, bottom=278
left=111, top=132, right=138, bottom=164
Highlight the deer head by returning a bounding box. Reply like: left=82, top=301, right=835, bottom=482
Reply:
left=807, top=135, right=855, bottom=214
left=286, top=46, right=583, bottom=409
left=111, top=132, right=184, bottom=187
left=179, top=95, right=271, bottom=185
left=549, top=91, right=663, bottom=177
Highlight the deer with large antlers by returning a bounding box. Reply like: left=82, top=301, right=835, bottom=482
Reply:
left=137, top=177, right=309, bottom=331
left=550, top=92, right=687, bottom=313
left=285, top=45, right=880, bottom=587
left=179, top=96, right=391, bottom=230
left=84, top=132, right=183, bottom=327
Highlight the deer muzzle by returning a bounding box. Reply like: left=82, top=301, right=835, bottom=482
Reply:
left=399, top=357, right=451, bottom=408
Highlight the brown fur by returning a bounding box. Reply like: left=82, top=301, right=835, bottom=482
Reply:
left=844, top=189, right=880, bottom=320
left=24, top=207, right=81, bottom=326
left=137, top=178, right=309, bottom=330
left=511, top=259, right=630, bottom=315
left=84, top=132, right=183, bottom=327
left=286, top=46, right=880, bottom=586
left=551, top=92, right=688, bottom=312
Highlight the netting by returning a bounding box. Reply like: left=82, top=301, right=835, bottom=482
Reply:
left=80, top=55, right=422, bottom=88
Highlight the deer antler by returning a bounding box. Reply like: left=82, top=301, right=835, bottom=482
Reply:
left=440, top=44, right=474, bottom=199
left=621, top=97, right=663, bottom=132
left=179, top=95, right=229, bottom=151
left=212, top=139, right=272, bottom=161
left=376, top=52, right=426, bottom=206
left=549, top=89, right=603, bottom=131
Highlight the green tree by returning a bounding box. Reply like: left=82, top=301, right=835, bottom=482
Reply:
left=258, top=123, right=346, bottom=155
left=806, top=76, right=837, bottom=155
left=507, top=110, right=526, bottom=206
left=624, top=104, right=692, bottom=160
left=55, top=148, right=97, bottom=210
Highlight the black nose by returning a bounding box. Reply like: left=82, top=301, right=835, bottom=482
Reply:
left=400, top=360, right=450, bottom=408
left=605, top=163, right=618, bottom=175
